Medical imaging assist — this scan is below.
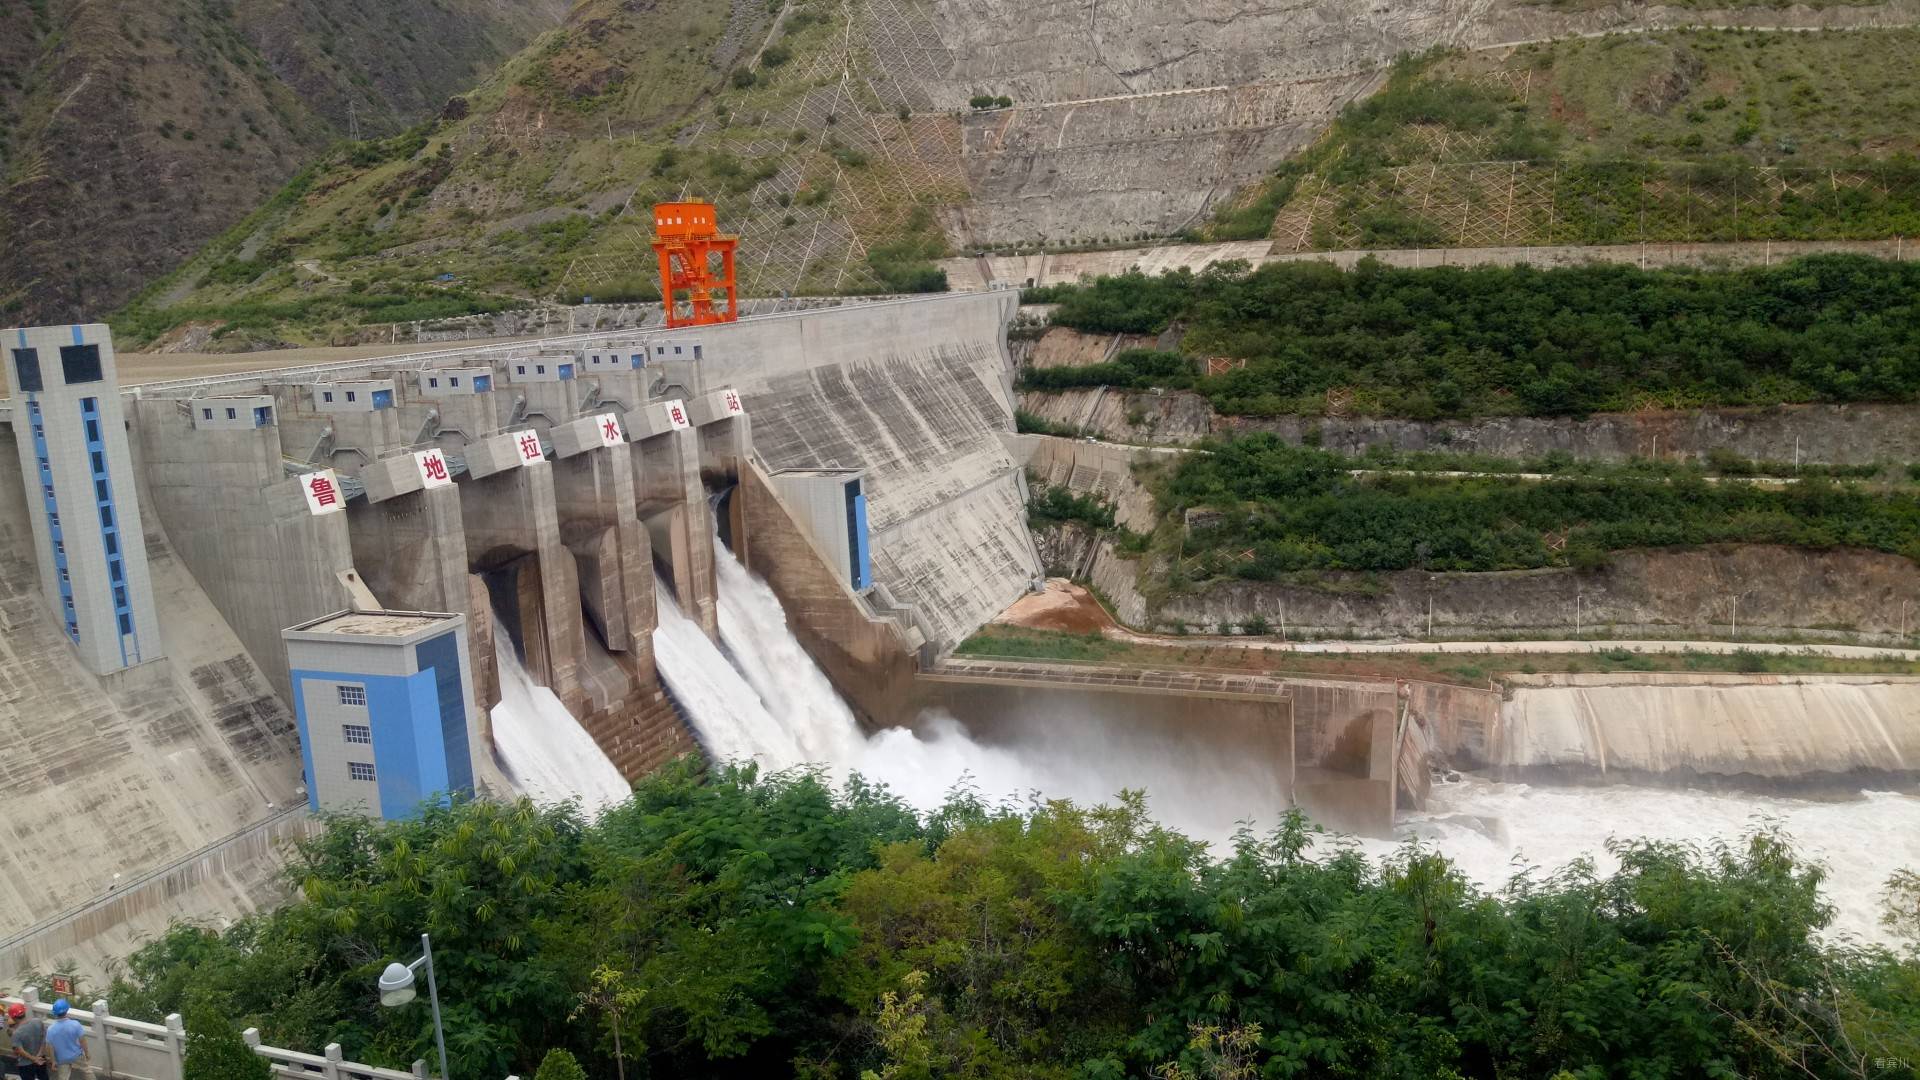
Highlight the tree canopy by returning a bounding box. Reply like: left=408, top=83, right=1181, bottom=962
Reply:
left=106, top=762, right=1920, bottom=1079
left=1028, top=255, right=1920, bottom=418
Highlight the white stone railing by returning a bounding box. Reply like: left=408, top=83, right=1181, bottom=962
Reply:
left=1, top=989, right=435, bottom=1080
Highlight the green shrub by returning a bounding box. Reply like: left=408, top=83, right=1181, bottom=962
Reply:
left=532, top=1049, right=587, bottom=1080
left=182, top=1002, right=270, bottom=1080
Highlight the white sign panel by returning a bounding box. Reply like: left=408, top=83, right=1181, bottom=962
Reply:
left=661, top=399, right=691, bottom=430
left=721, top=388, right=744, bottom=416
left=301, top=469, right=345, bottom=515
left=512, top=429, right=545, bottom=466
left=414, top=447, right=453, bottom=489
left=594, top=412, right=626, bottom=447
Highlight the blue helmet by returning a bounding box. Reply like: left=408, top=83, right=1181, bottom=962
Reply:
left=50, top=1000, right=68, bottom=1018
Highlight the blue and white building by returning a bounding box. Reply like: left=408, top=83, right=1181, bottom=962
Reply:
left=281, top=610, right=479, bottom=820
left=3, top=323, right=163, bottom=674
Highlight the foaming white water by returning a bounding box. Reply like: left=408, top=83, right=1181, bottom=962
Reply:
left=490, top=614, right=632, bottom=816
left=1357, top=776, right=1920, bottom=947
left=660, top=547, right=1292, bottom=841
left=665, top=544, right=1920, bottom=945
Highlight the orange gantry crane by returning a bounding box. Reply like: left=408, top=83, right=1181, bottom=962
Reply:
left=651, top=201, right=738, bottom=328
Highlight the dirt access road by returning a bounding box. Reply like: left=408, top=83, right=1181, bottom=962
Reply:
left=998, top=579, right=1920, bottom=661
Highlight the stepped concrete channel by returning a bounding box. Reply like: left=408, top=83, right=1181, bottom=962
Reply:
left=4, top=290, right=1915, bottom=979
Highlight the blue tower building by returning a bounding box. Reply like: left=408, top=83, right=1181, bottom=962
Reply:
left=281, top=610, right=479, bottom=819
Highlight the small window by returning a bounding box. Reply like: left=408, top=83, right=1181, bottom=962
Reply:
left=346, top=391, right=357, bottom=403
left=323, top=391, right=334, bottom=403
left=81, top=396, right=98, bottom=414
left=337, top=685, right=367, bottom=707
left=95, top=479, right=109, bottom=502
left=98, top=506, right=112, bottom=528
left=114, top=586, right=127, bottom=608
left=429, top=377, right=439, bottom=388
left=60, top=345, right=103, bottom=385
left=202, top=409, right=214, bottom=421
left=84, top=419, right=100, bottom=443
left=348, top=761, right=376, bottom=782
left=48, top=511, right=59, bottom=528
left=103, top=534, right=117, bottom=555
left=42, top=484, right=54, bottom=500
left=536, top=364, right=546, bottom=375
left=516, top=366, right=526, bottom=375
left=449, top=377, right=460, bottom=387
left=118, top=612, right=132, bottom=634
left=693, top=345, right=703, bottom=359
left=674, top=345, right=683, bottom=355
left=54, top=540, right=64, bottom=556
left=90, top=451, right=104, bottom=474
left=58, top=568, right=69, bottom=584
left=109, top=561, right=123, bottom=583
left=343, top=724, right=372, bottom=745
left=11, top=348, right=43, bottom=393
left=225, top=408, right=237, bottom=420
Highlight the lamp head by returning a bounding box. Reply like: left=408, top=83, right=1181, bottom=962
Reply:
left=377, top=961, right=417, bottom=1007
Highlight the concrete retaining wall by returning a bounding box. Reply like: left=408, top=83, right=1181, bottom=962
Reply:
left=1490, top=673, right=1920, bottom=785
left=0, top=810, right=316, bottom=981
left=739, top=460, right=920, bottom=725
left=703, top=292, right=1043, bottom=652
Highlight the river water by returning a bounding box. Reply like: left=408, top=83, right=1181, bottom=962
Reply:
left=641, top=547, right=1920, bottom=945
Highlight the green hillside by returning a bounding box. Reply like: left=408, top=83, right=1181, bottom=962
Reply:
left=0, top=0, right=566, bottom=326
left=1210, top=28, right=1920, bottom=249
left=119, top=0, right=960, bottom=349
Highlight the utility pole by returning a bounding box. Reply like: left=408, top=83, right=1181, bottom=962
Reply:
left=1575, top=592, right=1583, bottom=638
left=1902, top=598, right=1911, bottom=641
left=1427, top=595, right=1433, bottom=638
left=1731, top=593, right=1739, bottom=638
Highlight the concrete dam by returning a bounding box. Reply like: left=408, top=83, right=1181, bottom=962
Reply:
left=3, top=292, right=1918, bottom=972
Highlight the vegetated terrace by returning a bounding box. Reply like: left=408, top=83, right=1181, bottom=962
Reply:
left=1158, top=435, right=1920, bottom=580
left=1022, top=254, right=1920, bottom=418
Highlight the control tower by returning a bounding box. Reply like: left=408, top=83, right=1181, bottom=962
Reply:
left=4, top=324, right=162, bottom=674
left=651, top=201, right=738, bottom=328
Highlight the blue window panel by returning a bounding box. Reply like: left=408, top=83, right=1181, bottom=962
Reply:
left=472, top=375, right=491, bottom=392
left=12, top=348, right=42, bottom=392
left=850, top=491, right=872, bottom=590
left=60, top=344, right=102, bottom=384
left=254, top=407, right=273, bottom=427
left=371, top=389, right=393, bottom=409
left=416, top=632, right=473, bottom=798
left=629, top=354, right=644, bottom=368
left=557, top=363, right=575, bottom=380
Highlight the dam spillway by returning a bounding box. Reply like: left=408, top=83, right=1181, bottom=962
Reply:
left=2, top=293, right=1918, bottom=970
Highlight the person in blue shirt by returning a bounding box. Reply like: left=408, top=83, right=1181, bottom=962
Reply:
left=43, top=1001, right=86, bottom=1080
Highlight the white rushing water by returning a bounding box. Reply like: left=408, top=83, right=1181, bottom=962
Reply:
left=1361, top=777, right=1920, bottom=948
left=652, top=543, right=1920, bottom=945
left=490, top=613, right=633, bottom=816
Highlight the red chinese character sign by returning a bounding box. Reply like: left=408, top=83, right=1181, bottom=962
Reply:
left=722, top=388, right=744, bottom=416
left=512, top=429, right=546, bottom=466
left=415, top=448, right=452, bottom=489
left=661, top=399, right=691, bottom=431
left=596, top=412, right=626, bottom=447
left=302, top=470, right=344, bottom=515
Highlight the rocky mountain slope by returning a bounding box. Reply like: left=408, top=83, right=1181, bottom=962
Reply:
left=0, top=0, right=567, bottom=325
left=124, top=0, right=1920, bottom=346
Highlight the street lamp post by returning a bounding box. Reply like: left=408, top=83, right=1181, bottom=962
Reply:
left=378, top=933, right=451, bottom=1080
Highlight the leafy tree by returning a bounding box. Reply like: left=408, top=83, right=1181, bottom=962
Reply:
left=532, top=1048, right=587, bottom=1080
left=182, top=1001, right=271, bottom=1080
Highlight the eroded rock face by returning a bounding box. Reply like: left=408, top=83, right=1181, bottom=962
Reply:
left=911, top=0, right=1920, bottom=247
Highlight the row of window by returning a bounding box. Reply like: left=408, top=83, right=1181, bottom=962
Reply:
left=337, top=687, right=374, bottom=780
left=82, top=397, right=136, bottom=641
left=10, top=344, right=102, bottom=393
left=26, top=401, right=78, bottom=644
